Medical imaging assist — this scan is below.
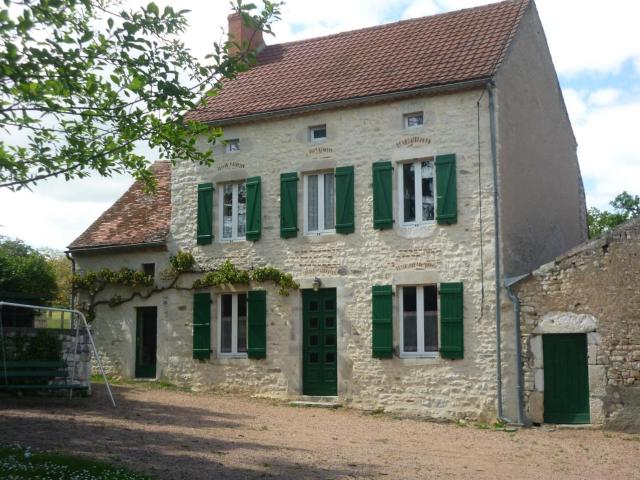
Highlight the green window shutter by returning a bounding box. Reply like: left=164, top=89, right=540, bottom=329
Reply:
left=439, top=282, right=463, bottom=359
left=246, top=176, right=262, bottom=241
left=247, top=290, right=267, bottom=359
left=372, top=161, right=393, bottom=230
left=335, top=165, right=355, bottom=234
left=435, top=154, right=457, bottom=225
left=192, top=292, right=211, bottom=359
left=372, top=285, right=393, bottom=358
left=197, top=183, right=214, bottom=245
left=280, top=172, right=298, bottom=238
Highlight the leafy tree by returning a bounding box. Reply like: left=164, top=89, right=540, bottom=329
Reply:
left=41, top=249, right=73, bottom=307
left=587, top=191, right=640, bottom=239
left=0, top=237, right=57, bottom=302
left=0, top=0, right=281, bottom=190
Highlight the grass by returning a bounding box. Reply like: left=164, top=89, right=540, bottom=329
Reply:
left=0, top=445, right=150, bottom=479
left=90, top=375, right=192, bottom=393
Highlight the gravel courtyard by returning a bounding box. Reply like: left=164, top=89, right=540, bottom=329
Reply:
left=1, top=383, right=639, bottom=480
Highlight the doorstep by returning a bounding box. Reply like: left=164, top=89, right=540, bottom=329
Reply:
left=289, top=395, right=342, bottom=409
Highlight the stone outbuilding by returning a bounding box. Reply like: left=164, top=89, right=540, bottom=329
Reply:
left=513, top=219, right=640, bottom=430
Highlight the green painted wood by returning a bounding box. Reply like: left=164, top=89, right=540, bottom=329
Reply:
left=197, top=183, right=214, bottom=245
left=371, top=285, right=393, bottom=358
left=372, top=161, right=394, bottom=230
left=192, top=293, right=211, bottom=360
left=335, top=166, right=355, bottom=234
left=435, top=154, right=457, bottom=225
left=302, top=289, right=337, bottom=396
left=280, top=172, right=299, bottom=238
left=247, top=290, right=267, bottom=359
left=135, top=306, right=157, bottom=378
left=245, top=176, right=262, bottom=241
left=543, top=334, right=590, bottom=424
left=439, top=282, right=464, bottom=359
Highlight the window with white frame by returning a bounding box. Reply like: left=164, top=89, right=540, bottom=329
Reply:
left=399, top=285, right=438, bottom=356
left=309, top=125, right=327, bottom=142
left=219, top=182, right=246, bottom=241
left=404, top=112, right=424, bottom=128
left=218, top=293, right=247, bottom=356
left=398, top=158, right=435, bottom=226
left=303, top=172, right=335, bottom=234
left=225, top=139, right=240, bottom=153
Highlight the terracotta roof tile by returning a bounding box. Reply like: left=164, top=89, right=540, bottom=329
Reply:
left=68, top=161, right=171, bottom=251
left=186, top=0, right=529, bottom=123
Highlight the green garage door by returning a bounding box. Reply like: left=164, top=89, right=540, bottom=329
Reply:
left=543, top=334, right=590, bottom=424
left=302, top=289, right=337, bottom=396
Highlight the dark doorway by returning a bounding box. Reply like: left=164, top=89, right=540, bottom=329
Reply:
left=135, top=306, right=157, bottom=379
left=302, top=288, right=337, bottom=396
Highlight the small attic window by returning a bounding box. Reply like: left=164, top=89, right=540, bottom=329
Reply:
left=309, top=125, right=327, bottom=142
left=404, top=112, right=424, bottom=129
left=225, top=139, right=240, bottom=153
left=142, top=263, right=155, bottom=278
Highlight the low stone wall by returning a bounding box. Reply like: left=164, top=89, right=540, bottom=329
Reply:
left=514, top=219, right=640, bottom=431
left=2, top=328, right=92, bottom=392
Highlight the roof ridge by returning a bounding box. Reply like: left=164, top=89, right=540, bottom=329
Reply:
left=262, top=0, right=528, bottom=50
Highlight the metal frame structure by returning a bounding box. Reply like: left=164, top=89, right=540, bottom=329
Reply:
left=0, top=301, right=116, bottom=407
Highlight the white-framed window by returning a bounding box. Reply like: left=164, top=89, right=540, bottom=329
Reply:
left=399, top=285, right=439, bottom=357
left=398, top=158, right=435, bottom=226
left=218, top=293, right=248, bottom=357
left=309, top=124, right=327, bottom=143
left=225, top=139, right=240, bottom=153
left=219, top=182, right=246, bottom=241
left=303, top=172, right=335, bottom=235
left=404, top=112, right=424, bottom=128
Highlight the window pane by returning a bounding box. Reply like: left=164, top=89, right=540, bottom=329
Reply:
left=237, top=293, right=247, bottom=353
left=222, top=185, right=233, bottom=239
left=421, top=161, right=435, bottom=221
left=324, top=173, right=335, bottom=230
left=307, top=175, right=319, bottom=231
left=402, top=287, right=417, bottom=352
left=237, top=183, right=246, bottom=237
left=403, top=163, right=416, bottom=223
left=424, top=286, right=438, bottom=352
left=221, top=294, right=232, bottom=353
left=406, top=113, right=423, bottom=127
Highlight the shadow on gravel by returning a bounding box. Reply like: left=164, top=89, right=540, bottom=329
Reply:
left=0, top=383, right=377, bottom=480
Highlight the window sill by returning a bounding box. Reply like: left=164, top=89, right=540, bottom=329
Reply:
left=304, top=230, right=336, bottom=236
left=217, top=354, right=248, bottom=359
left=219, top=238, right=247, bottom=244
left=399, top=352, right=438, bottom=359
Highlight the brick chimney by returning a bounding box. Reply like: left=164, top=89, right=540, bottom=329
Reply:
left=227, top=12, right=264, bottom=57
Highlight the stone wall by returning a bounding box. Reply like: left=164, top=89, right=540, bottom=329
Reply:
left=514, top=219, right=640, bottom=430
left=2, top=328, right=92, bottom=391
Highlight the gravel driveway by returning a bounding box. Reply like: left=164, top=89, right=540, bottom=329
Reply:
left=1, top=383, right=639, bottom=479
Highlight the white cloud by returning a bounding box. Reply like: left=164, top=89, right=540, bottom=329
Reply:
left=587, top=88, right=622, bottom=107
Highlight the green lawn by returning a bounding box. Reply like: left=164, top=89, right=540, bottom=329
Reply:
left=0, top=446, right=150, bottom=479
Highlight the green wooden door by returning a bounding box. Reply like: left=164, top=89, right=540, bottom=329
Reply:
left=543, top=334, right=590, bottom=424
left=302, top=289, right=337, bottom=396
left=135, top=307, right=157, bottom=378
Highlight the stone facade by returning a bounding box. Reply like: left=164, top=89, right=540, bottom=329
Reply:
left=514, top=219, right=640, bottom=430
left=73, top=5, right=587, bottom=422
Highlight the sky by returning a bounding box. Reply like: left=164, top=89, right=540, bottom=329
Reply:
left=1, top=0, right=639, bottom=250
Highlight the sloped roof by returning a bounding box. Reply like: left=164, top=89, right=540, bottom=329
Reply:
left=186, top=0, right=529, bottom=124
left=68, top=161, right=171, bottom=252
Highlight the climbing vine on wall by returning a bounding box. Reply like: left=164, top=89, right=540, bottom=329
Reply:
left=72, top=253, right=299, bottom=321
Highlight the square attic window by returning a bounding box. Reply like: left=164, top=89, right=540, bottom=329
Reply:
left=404, top=112, right=424, bottom=128
left=309, top=125, right=327, bottom=142
left=225, top=139, right=240, bottom=153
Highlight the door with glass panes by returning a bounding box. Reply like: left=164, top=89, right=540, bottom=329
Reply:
left=302, top=289, right=337, bottom=396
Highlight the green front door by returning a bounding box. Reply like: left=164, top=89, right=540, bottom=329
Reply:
left=135, top=307, right=157, bottom=379
left=302, top=289, right=337, bottom=396
left=543, top=334, right=590, bottom=424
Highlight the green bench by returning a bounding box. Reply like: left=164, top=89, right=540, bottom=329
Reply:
left=0, top=360, right=88, bottom=391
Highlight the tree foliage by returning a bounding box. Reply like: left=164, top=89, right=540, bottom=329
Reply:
left=587, top=191, right=640, bottom=239
left=0, top=236, right=57, bottom=302
left=0, top=0, right=281, bottom=190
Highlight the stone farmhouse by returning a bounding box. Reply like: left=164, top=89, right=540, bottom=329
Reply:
left=68, top=0, right=590, bottom=423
